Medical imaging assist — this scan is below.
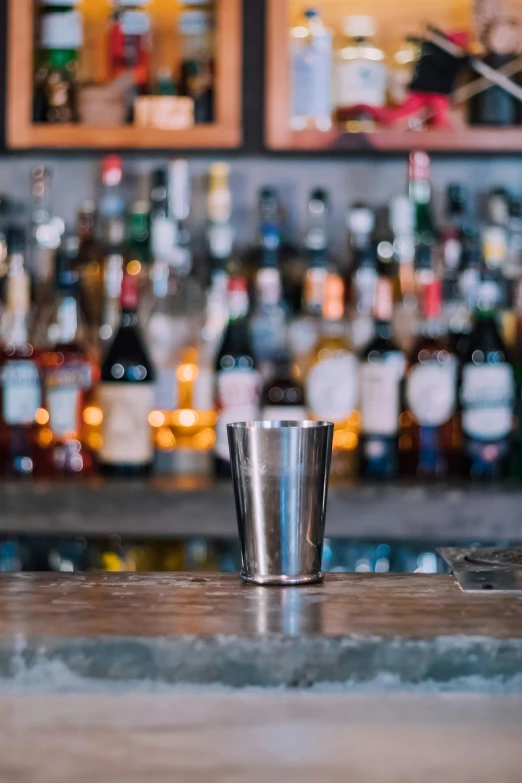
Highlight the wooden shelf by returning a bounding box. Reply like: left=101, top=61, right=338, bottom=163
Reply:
left=7, top=0, right=242, bottom=150
left=278, top=128, right=522, bottom=153
left=266, top=0, right=522, bottom=153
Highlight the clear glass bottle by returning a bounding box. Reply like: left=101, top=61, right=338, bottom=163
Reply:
left=0, top=234, right=42, bottom=477
left=38, top=237, right=96, bottom=476
left=334, top=15, right=386, bottom=123
left=290, top=8, right=332, bottom=132
left=250, top=265, right=287, bottom=381
left=306, top=273, right=359, bottom=480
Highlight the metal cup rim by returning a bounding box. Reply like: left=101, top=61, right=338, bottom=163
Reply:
left=227, top=420, right=333, bottom=430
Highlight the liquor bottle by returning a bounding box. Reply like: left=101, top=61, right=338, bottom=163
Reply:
left=409, top=151, right=437, bottom=291
left=178, top=8, right=214, bottom=123
left=98, top=270, right=155, bottom=476
left=287, top=192, right=331, bottom=379
left=38, top=236, right=95, bottom=476
left=442, top=185, right=472, bottom=358
left=214, top=276, right=261, bottom=479
left=98, top=156, right=126, bottom=346
left=506, top=195, right=522, bottom=286
left=334, top=16, right=387, bottom=125
left=261, top=351, right=306, bottom=422
left=390, top=194, right=416, bottom=354
left=400, top=281, right=459, bottom=479
left=250, top=265, right=287, bottom=381
left=34, top=0, right=82, bottom=123
left=460, top=279, right=514, bottom=480
left=351, top=243, right=378, bottom=351
left=108, top=0, right=151, bottom=95
left=0, top=234, right=41, bottom=477
left=359, top=278, right=404, bottom=479
left=306, top=273, right=359, bottom=480
left=75, top=201, right=104, bottom=347
left=290, top=8, right=332, bottom=132
left=203, top=163, right=234, bottom=361
left=28, top=166, right=63, bottom=317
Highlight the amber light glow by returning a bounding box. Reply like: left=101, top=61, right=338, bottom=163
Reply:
left=83, top=406, right=103, bottom=426
left=148, top=410, right=165, bottom=427
left=35, top=408, right=50, bottom=425
left=177, top=363, right=198, bottom=382
left=127, top=260, right=142, bottom=276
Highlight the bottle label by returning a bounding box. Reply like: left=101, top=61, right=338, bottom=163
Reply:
left=306, top=354, right=357, bottom=422
left=261, top=405, right=307, bottom=422
left=336, top=60, right=387, bottom=108
left=99, top=383, right=154, bottom=465
left=461, top=364, right=514, bottom=440
left=46, top=365, right=92, bottom=437
left=360, top=355, right=404, bottom=435
left=151, top=217, right=176, bottom=262
left=1, top=361, right=40, bottom=426
left=215, top=370, right=261, bottom=460
left=406, top=364, right=456, bottom=426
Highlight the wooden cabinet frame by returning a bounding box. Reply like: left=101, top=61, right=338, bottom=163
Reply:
left=7, top=0, right=242, bottom=149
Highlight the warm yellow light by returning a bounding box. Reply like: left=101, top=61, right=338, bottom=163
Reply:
left=38, top=428, right=53, bottom=447
left=178, top=409, right=197, bottom=427
left=127, top=260, right=142, bottom=276
left=193, top=428, right=216, bottom=450
left=157, top=428, right=176, bottom=450
left=148, top=410, right=165, bottom=427
left=88, top=432, right=103, bottom=451
left=35, top=408, right=50, bottom=425
left=333, top=431, right=358, bottom=451
left=83, top=406, right=103, bottom=426
left=177, top=363, right=198, bottom=382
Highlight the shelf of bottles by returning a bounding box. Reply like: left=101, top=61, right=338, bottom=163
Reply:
left=266, top=0, right=522, bottom=151
left=0, top=534, right=452, bottom=574
left=7, top=0, right=242, bottom=149
left=0, top=150, right=522, bottom=487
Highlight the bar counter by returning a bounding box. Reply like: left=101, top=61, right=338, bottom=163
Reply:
left=1, top=572, right=522, bottom=688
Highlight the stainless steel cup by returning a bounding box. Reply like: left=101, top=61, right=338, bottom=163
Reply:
left=227, top=420, right=334, bottom=586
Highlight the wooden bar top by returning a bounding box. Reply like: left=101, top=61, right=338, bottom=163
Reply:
left=1, top=572, right=521, bottom=640
left=1, top=573, right=521, bottom=687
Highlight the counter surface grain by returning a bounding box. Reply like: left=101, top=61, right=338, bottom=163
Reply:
left=1, top=573, right=522, bottom=688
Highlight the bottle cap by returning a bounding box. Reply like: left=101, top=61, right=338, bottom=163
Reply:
left=41, top=10, right=83, bottom=49
left=209, top=162, right=230, bottom=182
left=102, top=156, right=123, bottom=187
left=343, top=15, right=376, bottom=38
left=423, top=280, right=442, bottom=319
left=409, top=150, right=431, bottom=182
left=373, top=277, right=393, bottom=321
left=304, top=8, right=320, bottom=19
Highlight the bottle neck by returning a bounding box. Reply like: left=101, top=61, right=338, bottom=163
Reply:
left=374, top=319, right=392, bottom=340
left=120, top=272, right=139, bottom=325
left=6, top=261, right=30, bottom=348
left=56, top=293, right=79, bottom=344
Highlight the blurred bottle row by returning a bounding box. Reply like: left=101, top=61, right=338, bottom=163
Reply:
left=0, top=535, right=452, bottom=574
left=34, top=0, right=215, bottom=127
left=1, top=153, right=522, bottom=481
